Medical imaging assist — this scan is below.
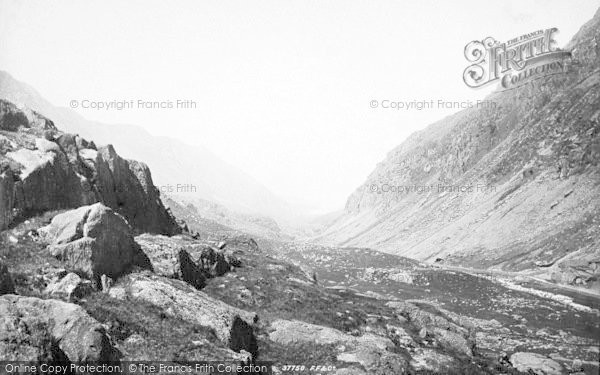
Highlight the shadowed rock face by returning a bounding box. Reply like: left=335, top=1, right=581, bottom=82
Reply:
left=228, top=316, right=258, bottom=358
left=198, top=246, right=232, bottom=277
left=42, top=203, right=152, bottom=283
left=0, top=261, right=15, bottom=295
left=0, top=99, right=180, bottom=235
left=178, top=249, right=208, bottom=290
left=93, top=144, right=180, bottom=235
left=0, top=295, right=118, bottom=363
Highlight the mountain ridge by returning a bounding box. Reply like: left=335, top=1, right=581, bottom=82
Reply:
left=316, top=9, right=600, bottom=289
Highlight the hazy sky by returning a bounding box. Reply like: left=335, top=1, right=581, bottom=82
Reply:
left=0, top=0, right=597, bottom=213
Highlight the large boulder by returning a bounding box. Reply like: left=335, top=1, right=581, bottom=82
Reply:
left=0, top=99, right=180, bottom=235
left=0, top=295, right=118, bottom=363
left=0, top=261, right=15, bottom=295
left=509, top=352, right=564, bottom=375
left=42, top=203, right=152, bottom=283
left=108, top=273, right=258, bottom=356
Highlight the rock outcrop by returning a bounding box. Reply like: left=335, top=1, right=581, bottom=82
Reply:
left=41, top=203, right=152, bottom=283
left=0, top=99, right=179, bottom=234
left=0, top=261, right=15, bottom=295
left=108, top=272, right=258, bottom=356
left=92, top=144, right=179, bottom=235
left=0, top=295, right=118, bottom=362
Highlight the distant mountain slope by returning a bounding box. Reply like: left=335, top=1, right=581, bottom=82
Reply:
left=318, top=9, right=600, bottom=288
left=162, top=194, right=291, bottom=241
left=0, top=72, right=294, bottom=222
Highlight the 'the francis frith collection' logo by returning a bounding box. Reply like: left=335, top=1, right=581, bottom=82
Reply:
left=463, top=28, right=571, bottom=89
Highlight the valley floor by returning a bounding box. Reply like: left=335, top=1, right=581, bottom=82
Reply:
left=274, top=242, right=600, bottom=374
left=1, top=212, right=599, bottom=375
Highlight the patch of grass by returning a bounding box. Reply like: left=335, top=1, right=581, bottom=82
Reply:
left=0, top=319, right=56, bottom=361
left=202, top=254, right=373, bottom=333
left=0, top=211, right=64, bottom=297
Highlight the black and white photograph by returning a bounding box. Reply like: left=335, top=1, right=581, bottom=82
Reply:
left=0, top=1, right=599, bottom=374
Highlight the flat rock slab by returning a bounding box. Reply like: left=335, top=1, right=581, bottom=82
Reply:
left=269, top=319, right=393, bottom=350
left=510, top=352, right=564, bottom=375
left=268, top=319, right=406, bottom=372
left=269, top=319, right=353, bottom=346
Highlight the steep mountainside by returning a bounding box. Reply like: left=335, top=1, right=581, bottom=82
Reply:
left=318, top=9, right=600, bottom=288
left=0, top=100, right=179, bottom=234
left=0, top=71, right=295, bottom=222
